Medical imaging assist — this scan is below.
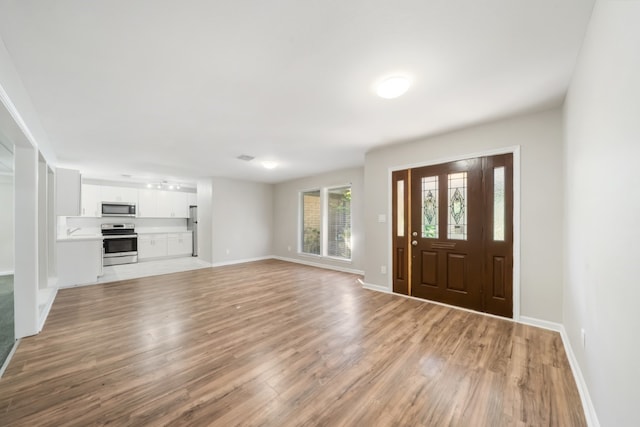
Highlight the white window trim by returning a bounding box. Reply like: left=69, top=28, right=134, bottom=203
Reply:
left=299, top=184, right=352, bottom=261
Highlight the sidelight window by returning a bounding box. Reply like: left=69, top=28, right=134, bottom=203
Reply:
left=493, top=167, right=505, bottom=241
left=397, top=180, right=405, bottom=237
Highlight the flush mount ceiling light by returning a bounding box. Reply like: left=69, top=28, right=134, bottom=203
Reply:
left=262, top=161, right=278, bottom=170
left=376, top=76, right=411, bottom=99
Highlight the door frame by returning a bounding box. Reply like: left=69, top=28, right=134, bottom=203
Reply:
left=387, top=145, right=521, bottom=320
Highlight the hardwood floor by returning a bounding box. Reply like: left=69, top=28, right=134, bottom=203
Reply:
left=0, top=260, right=586, bottom=426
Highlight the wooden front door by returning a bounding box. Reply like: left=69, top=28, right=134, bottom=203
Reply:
left=392, top=154, right=513, bottom=317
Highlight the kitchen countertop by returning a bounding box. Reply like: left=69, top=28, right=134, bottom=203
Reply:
left=57, top=234, right=103, bottom=242
left=136, top=230, right=192, bottom=234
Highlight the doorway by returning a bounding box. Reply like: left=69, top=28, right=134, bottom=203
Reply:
left=392, top=154, right=513, bottom=317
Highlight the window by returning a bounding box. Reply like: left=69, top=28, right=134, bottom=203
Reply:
left=301, top=190, right=321, bottom=255
left=300, top=185, right=352, bottom=260
left=327, top=186, right=351, bottom=259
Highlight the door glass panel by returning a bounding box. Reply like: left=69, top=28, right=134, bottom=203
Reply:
left=448, top=172, right=467, bottom=240
left=397, top=180, right=404, bottom=237
left=494, top=166, right=505, bottom=241
left=0, top=137, right=15, bottom=366
left=421, top=176, right=438, bottom=238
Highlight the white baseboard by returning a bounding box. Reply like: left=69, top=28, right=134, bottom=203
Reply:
left=273, top=256, right=364, bottom=275
left=210, top=255, right=275, bottom=268
left=38, top=287, right=58, bottom=332
left=357, top=279, right=391, bottom=293
left=0, top=338, right=20, bottom=379
left=517, top=315, right=563, bottom=332
left=559, top=325, right=600, bottom=427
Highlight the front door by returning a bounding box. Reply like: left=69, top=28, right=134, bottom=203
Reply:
left=392, top=154, right=513, bottom=317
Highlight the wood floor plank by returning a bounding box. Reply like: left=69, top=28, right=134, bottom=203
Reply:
left=0, top=260, right=585, bottom=426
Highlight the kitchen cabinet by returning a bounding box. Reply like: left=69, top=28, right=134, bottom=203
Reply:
left=77, top=184, right=192, bottom=219
left=81, top=184, right=101, bottom=217
left=101, top=185, right=138, bottom=204
left=138, top=190, right=189, bottom=218
left=137, top=189, right=158, bottom=218
left=157, top=191, right=188, bottom=218
left=138, top=232, right=192, bottom=259
left=57, top=238, right=103, bottom=286
left=138, top=233, right=168, bottom=259
left=167, top=233, right=193, bottom=256
left=56, top=168, right=81, bottom=216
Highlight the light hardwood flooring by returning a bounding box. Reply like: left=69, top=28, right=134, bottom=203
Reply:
left=0, top=260, right=586, bottom=426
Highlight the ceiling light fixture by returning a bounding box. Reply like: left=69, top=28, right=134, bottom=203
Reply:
left=262, top=161, right=277, bottom=170
left=376, top=76, right=411, bottom=99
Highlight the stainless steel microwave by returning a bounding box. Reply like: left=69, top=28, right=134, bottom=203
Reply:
left=101, top=202, right=136, bottom=217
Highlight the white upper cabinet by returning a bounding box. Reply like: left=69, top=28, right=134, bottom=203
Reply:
left=138, top=189, right=190, bottom=218
left=137, top=189, right=158, bottom=218
left=81, top=184, right=101, bottom=217
left=78, top=184, right=194, bottom=218
left=157, top=191, right=188, bottom=218
left=56, top=168, right=81, bottom=216
left=100, top=185, right=138, bottom=204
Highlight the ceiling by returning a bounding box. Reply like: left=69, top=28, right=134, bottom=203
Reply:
left=0, top=0, right=594, bottom=184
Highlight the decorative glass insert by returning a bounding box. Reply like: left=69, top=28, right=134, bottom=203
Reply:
left=397, top=180, right=404, bottom=237
left=493, top=166, right=505, bottom=241
left=448, top=172, right=467, bottom=240
left=421, top=176, right=438, bottom=238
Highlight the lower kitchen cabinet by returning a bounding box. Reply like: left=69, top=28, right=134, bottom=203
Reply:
left=167, top=233, right=193, bottom=256
left=57, top=239, right=103, bottom=286
left=138, top=232, right=192, bottom=260
left=138, top=234, right=168, bottom=260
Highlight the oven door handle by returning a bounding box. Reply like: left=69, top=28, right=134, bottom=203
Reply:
left=103, top=251, right=138, bottom=258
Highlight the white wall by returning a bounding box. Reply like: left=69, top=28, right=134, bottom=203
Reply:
left=211, top=177, right=273, bottom=264
left=0, top=176, right=13, bottom=273
left=0, top=35, right=56, bottom=165
left=273, top=167, right=365, bottom=273
left=563, top=2, right=640, bottom=426
left=196, top=179, right=213, bottom=263
left=364, top=108, right=564, bottom=322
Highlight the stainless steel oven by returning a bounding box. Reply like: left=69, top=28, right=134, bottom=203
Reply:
left=102, top=223, right=138, bottom=266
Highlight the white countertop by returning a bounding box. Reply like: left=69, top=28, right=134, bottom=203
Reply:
left=57, top=230, right=192, bottom=241
left=137, top=229, right=192, bottom=235
left=57, top=234, right=103, bottom=242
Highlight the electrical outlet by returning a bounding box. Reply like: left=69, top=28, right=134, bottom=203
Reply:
left=378, top=214, right=386, bottom=223
left=287, top=245, right=291, bottom=252
left=380, top=265, right=387, bottom=274
left=581, top=328, right=586, bottom=348
left=226, top=249, right=230, bottom=255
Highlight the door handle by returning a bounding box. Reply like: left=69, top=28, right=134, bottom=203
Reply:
left=412, top=231, right=418, bottom=237
left=412, top=240, right=418, bottom=246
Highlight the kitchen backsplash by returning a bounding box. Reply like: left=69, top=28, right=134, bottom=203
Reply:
left=58, top=217, right=187, bottom=236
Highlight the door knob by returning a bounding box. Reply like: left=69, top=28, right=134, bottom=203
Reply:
left=412, top=240, right=418, bottom=246
left=412, top=231, right=418, bottom=237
